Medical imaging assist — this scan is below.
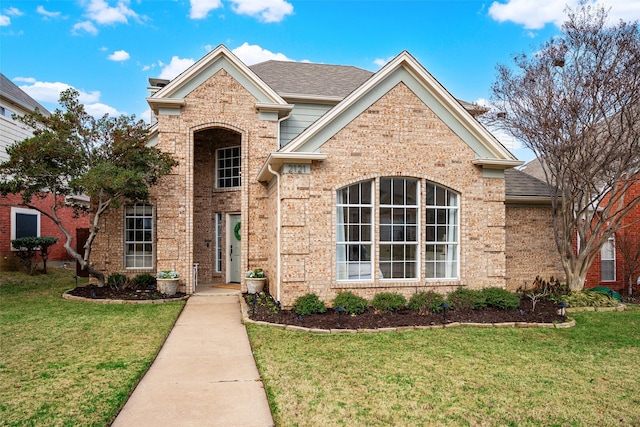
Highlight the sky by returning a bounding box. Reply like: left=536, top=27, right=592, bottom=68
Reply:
left=2, top=0, right=640, bottom=161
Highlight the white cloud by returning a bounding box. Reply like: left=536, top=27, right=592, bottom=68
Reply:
left=158, top=56, right=196, bottom=80
left=72, top=20, right=98, bottom=35
left=36, top=6, right=61, bottom=19
left=232, top=42, right=291, bottom=65
left=14, top=78, right=121, bottom=117
left=189, top=0, right=223, bottom=19
left=0, top=14, right=9, bottom=26
left=230, top=0, right=293, bottom=23
left=4, top=7, right=23, bottom=16
left=108, top=50, right=130, bottom=61
left=488, top=0, right=640, bottom=29
left=373, top=56, right=394, bottom=68
left=85, top=102, right=122, bottom=117
left=83, top=0, right=139, bottom=25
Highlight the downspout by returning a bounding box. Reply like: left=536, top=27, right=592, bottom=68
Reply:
left=267, top=110, right=291, bottom=304
left=267, top=163, right=282, bottom=303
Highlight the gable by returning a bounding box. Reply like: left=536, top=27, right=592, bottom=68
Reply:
left=147, top=45, right=292, bottom=119
left=281, top=52, right=519, bottom=166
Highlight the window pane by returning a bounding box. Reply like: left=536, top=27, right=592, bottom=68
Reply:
left=217, top=146, right=241, bottom=188
left=426, top=184, right=459, bottom=279
left=16, top=213, right=38, bottom=238
left=125, top=204, right=153, bottom=269
left=336, top=182, right=373, bottom=281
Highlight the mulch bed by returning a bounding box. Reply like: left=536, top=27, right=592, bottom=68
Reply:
left=66, top=285, right=186, bottom=301
left=245, top=294, right=568, bottom=329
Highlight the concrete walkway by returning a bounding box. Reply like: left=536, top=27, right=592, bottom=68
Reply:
left=111, top=288, right=274, bottom=427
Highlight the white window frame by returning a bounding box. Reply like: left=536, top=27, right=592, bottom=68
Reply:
left=10, top=207, right=41, bottom=250
left=215, top=146, right=241, bottom=189
left=336, top=181, right=374, bottom=281
left=601, top=235, right=616, bottom=282
left=379, top=178, right=420, bottom=280
left=124, top=204, right=154, bottom=270
left=425, top=183, right=460, bottom=280
left=215, top=212, right=223, bottom=273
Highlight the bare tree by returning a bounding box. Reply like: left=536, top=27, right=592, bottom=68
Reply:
left=491, top=3, right=640, bottom=291
left=616, top=230, right=640, bottom=296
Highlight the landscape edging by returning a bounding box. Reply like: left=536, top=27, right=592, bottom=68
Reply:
left=239, top=295, right=578, bottom=333
left=62, top=290, right=189, bottom=304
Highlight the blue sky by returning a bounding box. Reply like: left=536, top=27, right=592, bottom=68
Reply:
left=2, top=0, right=640, bottom=161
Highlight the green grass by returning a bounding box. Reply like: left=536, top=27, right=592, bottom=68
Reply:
left=247, top=305, right=640, bottom=427
left=0, top=268, right=185, bottom=427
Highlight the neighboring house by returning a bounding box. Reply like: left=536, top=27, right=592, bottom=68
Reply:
left=584, top=177, right=640, bottom=291
left=0, top=74, right=89, bottom=271
left=92, top=45, right=537, bottom=306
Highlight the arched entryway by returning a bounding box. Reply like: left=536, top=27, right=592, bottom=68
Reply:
left=193, top=127, right=242, bottom=286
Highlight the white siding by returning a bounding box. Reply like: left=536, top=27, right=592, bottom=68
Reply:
left=0, top=102, right=33, bottom=164
left=280, top=103, right=333, bottom=147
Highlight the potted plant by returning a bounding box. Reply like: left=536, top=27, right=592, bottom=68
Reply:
left=246, top=268, right=266, bottom=294
left=157, top=270, right=179, bottom=296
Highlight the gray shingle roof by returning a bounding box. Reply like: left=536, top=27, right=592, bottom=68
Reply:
left=249, top=60, right=374, bottom=99
left=0, top=73, right=49, bottom=115
left=505, top=168, right=551, bottom=200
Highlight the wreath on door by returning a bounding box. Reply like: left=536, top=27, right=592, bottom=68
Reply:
left=233, top=222, right=241, bottom=241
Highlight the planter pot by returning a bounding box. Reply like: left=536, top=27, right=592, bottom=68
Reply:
left=246, top=278, right=266, bottom=294
left=157, top=278, right=179, bottom=296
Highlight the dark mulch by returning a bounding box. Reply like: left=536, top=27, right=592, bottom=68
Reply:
left=245, top=294, right=568, bottom=329
left=66, top=285, right=186, bottom=301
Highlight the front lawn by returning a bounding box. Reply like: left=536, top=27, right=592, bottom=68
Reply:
left=0, top=269, right=185, bottom=427
left=247, top=305, right=640, bottom=426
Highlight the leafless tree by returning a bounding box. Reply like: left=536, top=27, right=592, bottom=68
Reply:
left=490, top=3, right=640, bottom=291
left=616, top=230, right=640, bottom=296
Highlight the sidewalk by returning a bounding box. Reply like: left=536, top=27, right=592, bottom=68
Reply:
left=111, top=289, right=274, bottom=427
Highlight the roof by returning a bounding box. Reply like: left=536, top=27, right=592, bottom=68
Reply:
left=248, top=60, right=488, bottom=116
left=520, top=158, right=547, bottom=182
left=0, top=73, right=49, bottom=115
left=504, top=168, right=551, bottom=202
left=249, top=61, right=374, bottom=101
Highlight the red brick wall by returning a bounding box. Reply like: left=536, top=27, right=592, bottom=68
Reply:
left=1, top=193, right=90, bottom=271
left=584, top=178, right=640, bottom=290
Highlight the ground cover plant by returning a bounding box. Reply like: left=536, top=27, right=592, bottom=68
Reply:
left=247, top=305, right=640, bottom=426
left=0, top=268, right=185, bottom=426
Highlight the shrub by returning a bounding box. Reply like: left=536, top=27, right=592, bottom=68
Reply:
left=480, top=287, right=520, bottom=310
left=407, top=291, right=445, bottom=314
left=107, top=273, right=129, bottom=291
left=561, top=291, right=618, bottom=308
left=333, top=291, right=369, bottom=315
left=293, top=293, right=327, bottom=315
left=371, top=292, right=407, bottom=312
left=132, top=273, right=156, bottom=290
left=446, top=287, right=484, bottom=311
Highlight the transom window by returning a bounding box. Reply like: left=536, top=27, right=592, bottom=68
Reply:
left=216, top=146, right=241, bottom=188
left=125, top=204, right=153, bottom=269
left=336, top=179, right=459, bottom=282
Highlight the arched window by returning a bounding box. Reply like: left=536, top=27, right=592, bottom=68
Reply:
left=336, top=179, right=459, bottom=281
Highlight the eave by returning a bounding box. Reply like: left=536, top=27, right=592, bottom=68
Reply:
left=472, top=158, right=523, bottom=169
left=257, top=152, right=328, bottom=183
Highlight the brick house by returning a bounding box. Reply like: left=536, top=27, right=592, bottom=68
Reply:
left=91, top=45, right=568, bottom=306
left=0, top=74, right=90, bottom=271
left=584, top=177, right=640, bottom=292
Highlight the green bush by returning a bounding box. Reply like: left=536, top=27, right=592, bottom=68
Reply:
left=107, top=273, right=129, bottom=291
left=132, top=273, right=156, bottom=289
left=480, top=287, right=520, bottom=310
left=293, top=293, right=327, bottom=315
left=561, top=291, right=618, bottom=308
left=371, top=292, right=407, bottom=312
left=446, top=287, right=484, bottom=311
left=407, top=291, right=445, bottom=314
left=333, top=291, right=369, bottom=315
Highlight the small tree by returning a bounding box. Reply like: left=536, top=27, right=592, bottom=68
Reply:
left=490, top=3, right=640, bottom=291
left=616, top=230, right=640, bottom=296
left=0, top=89, right=178, bottom=285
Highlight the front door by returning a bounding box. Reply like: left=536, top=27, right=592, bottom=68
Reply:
left=228, top=214, right=241, bottom=283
